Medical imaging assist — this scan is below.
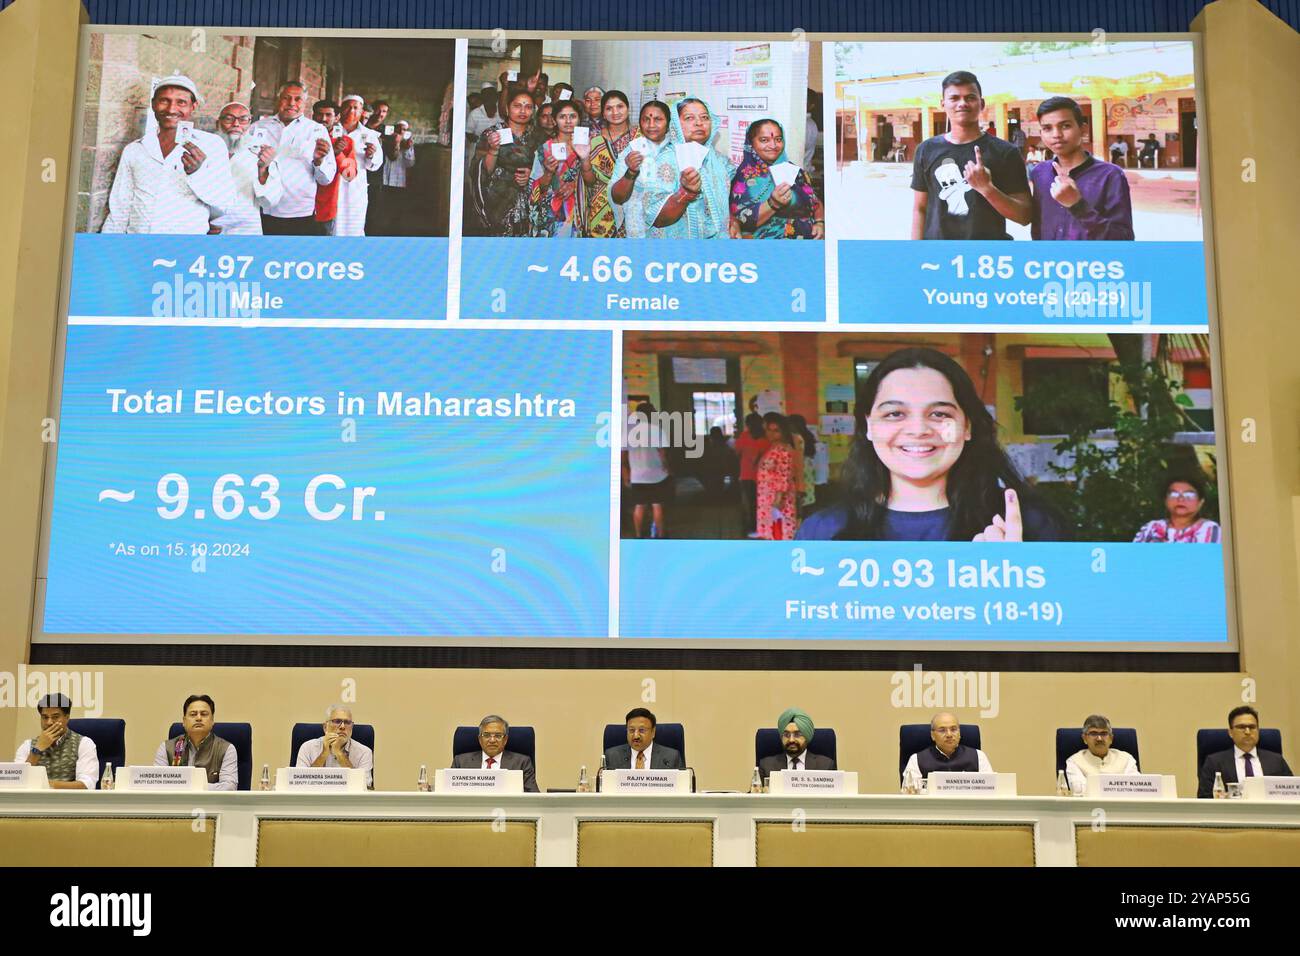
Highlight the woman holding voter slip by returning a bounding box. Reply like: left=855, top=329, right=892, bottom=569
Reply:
left=607, top=100, right=673, bottom=239
left=638, top=96, right=736, bottom=239
left=582, top=90, right=637, bottom=238
left=798, top=348, right=1066, bottom=542
left=530, top=100, right=587, bottom=237
left=471, top=85, right=542, bottom=237
left=731, top=118, right=825, bottom=239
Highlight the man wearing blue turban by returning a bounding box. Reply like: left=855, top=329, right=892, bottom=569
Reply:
left=759, top=707, right=836, bottom=784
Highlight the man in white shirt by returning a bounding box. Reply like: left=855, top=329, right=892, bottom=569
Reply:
left=102, top=74, right=235, bottom=234
left=14, top=694, right=99, bottom=790
left=903, top=712, right=994, bottom=780
left=622, top=401, right=672, bottom=539
left=295, top=704, right=374, bottom=777
left=249, top=80, right=336, bottom=234
left=465, top=83, right=500, bottom=168
left=210, top=102, right=282, bottom=235
left=153, top=694, right=238, bottom=791
left=1064, top=715, right=1138, bottom=793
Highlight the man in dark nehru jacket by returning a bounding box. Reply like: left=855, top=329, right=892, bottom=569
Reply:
left=903, top=711, right=994, bottom=780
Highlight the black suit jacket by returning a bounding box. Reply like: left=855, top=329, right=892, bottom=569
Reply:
left=1197, top=748, right=1292, bottom=798
left=758, top=751, right=836, bottom=783
left=451, top=749, right=540, bottom=792
left=603, top=743, right=684, bottom=770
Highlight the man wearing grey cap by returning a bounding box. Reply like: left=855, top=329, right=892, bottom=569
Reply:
left=102, top=74, right=235, bottom=234
left=14, top=694, right=99, bottom=790
left=758, top=707, right=836, bottom=785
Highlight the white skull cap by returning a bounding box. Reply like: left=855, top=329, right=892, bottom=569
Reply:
left=152, top=73, right=203, bottom=105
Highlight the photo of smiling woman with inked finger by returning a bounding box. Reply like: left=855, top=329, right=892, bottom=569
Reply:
left=731, top=118, right=825, bottom=239
left=797, top=347, right=1066, bottom=542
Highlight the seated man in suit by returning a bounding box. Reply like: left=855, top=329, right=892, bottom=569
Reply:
left=1198, top=705, right=1293, bottom=798
left=903, top=711, right=993, bottom=780
left=295, top=703, right=374, bottom=776
left=450, top=715, right=539, bottom=792
left=759, top=707, right=836, bottom=784
left=13, top=693, right=99, bottom=790
left=1064, top=714, right=1138, bottom=793
left=153, top=694, right=237, bottom=791
left=604, top=707, right=684, bottom=770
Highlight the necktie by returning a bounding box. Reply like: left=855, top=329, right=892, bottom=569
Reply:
left=635, top=750, right=645, bottom=769
left=1244, top=753, right=1255, bottom=777
left=791, top=756, right=801, bottom=771
left=486, top=756, right=495, bottom=769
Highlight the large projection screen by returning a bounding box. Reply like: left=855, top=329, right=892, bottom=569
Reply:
left=33, top=28, right=1234, bottom=655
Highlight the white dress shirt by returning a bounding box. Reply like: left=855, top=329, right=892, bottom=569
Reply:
left=630, top=743, right=653, bottom=769
left=295, top=736, right=373, bottom=774
left=248, top=114, right=337, bottom=218
left=480, top=751, right=505, bottom=770
left=382, top=139, right=416, bottom=188
left=785, top=751, right=810, bottom=771
left=1064, top=747, right=1138, bottom=792
left=153, top=737, right=239, bottom=791
left=14, top=736, right=100, bottom=790
left=212, top=146, right=283, bottom=235
left=102, top=129, right=235, bottom=234
left=1235, top=746, right=1263, bottom=782
left=332, top=124, right=384, bottom=235
left=903, top=748, right=993, bottom=780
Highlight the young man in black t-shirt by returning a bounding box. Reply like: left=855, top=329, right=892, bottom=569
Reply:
left=910, top=70, right=1031, bottom=240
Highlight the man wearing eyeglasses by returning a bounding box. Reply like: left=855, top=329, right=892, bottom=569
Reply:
left=903, top=712, right=993, bottom=780
left=451, top=715, right=540, bottom=792
left=1198, top=705, right=1292, bottom=798
left=1064, top=715, right=1137, bottom=792
left=759, top=707, right=835, bottom=785
left=296, top=704, right=373, bottom=775
left=211, top=101, right=282, bottom=235
left=605, top=708, right=685, bottom=771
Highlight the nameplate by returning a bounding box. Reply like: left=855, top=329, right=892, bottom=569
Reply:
left=275, top=767, right=365, bottom=792
left=1242, top=776, right=1300, bottom=801
left=1086, top=773, right=1176, bottom=799
left=0, top=763, right=49, bottom=790
left=117, top=766, right=207, bottom=791
left=433, top=769, right=523, bottom=793
left=601, top=769, right=692, bottom=794
left=927, top=772, right=1016, bottom=796
left=767, top=770, right=858, bottom=795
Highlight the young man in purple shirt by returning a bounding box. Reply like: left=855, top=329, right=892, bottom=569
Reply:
left=1030, top=96, right=1134, bottom=241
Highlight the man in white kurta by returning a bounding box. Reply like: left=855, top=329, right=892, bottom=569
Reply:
left=1064, top=715, right=1139, bottom=793
left=211, top=102, right=283, bottom=235
left=102, top=75, right=235, bottom=234
left=248, top=81, right=337, bottom=235
left=333, top=94, right=384, bottom=236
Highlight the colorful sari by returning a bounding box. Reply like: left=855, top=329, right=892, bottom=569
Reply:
left=470, top=121, right=542, bottom=237
left=586, top=124, right=637, bottom=238
left=730, top=126, right=821, bottom=239
left=528, top=139, right=586, bottom=237
left=607, top=133, right=673, bottom=239
left=639, top=98, right=737, bottom=239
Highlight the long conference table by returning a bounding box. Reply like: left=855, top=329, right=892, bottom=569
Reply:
left=3, top=790, right=1300, bottom=866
